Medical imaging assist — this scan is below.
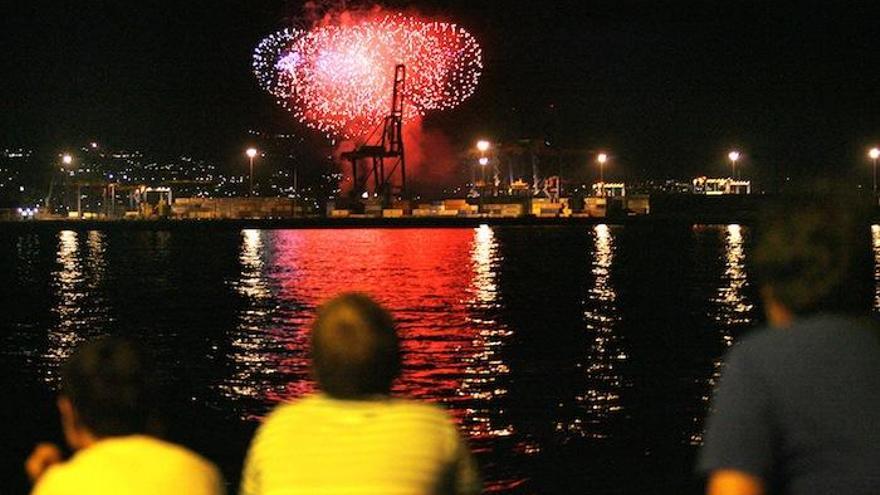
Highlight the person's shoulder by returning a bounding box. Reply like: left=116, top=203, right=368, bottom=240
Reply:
left=718, top=324, right=793, bottom=379
left=32, top=461, right=77, bottom=495
left=108, top=436, right=221, bottom=478
left=261, top=394, right=457, bottom=429
left=797, top=314, right=879, bottom=339
left=384, top=399, right=470, bottom=460
left=727, top=325, right=783, bottom=358
left=729, top=314, right=880, bottom=364
left=148, top=437, right=218, bottom=468
left=740, top=315, right=877, bottom=347
left=31, top=443, right=126, bottom=494
left=135, top=437, right=223, bottom=491
left=253, top=394, right=330, bottom=439
left=34, top=438, right=222, bottom=495
left=385, top=398, right=461, bottom=431
left=261, top=394, right=323, bottom=422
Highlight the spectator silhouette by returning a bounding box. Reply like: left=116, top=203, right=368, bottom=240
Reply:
left=241, top=292, right=480, bottom=495
left=26, top=337, right=224, bottom=495
left=698, top=194, right=880, bottom=494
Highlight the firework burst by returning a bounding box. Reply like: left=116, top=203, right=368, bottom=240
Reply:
left=254, top=13, right=483, bottom=139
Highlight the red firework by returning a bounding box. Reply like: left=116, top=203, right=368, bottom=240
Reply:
left=253, top=13, right=483, bottom=139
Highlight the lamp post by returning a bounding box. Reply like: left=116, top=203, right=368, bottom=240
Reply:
left=60, top=153, right=82, bottom=218
left=728, top=150, right=741, bottom=180
left=479, top=156, right=489, bottom=213
left=246, top=148, right=258, bottom=196
left=596, top=152, right=608, bottom=196
left=475, top=140, right=490, bottom=211
left=869, top=147, right=880, bottom=195
left=476, top=140, right=490, bottom=189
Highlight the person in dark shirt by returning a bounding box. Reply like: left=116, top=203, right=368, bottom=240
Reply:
left=698, top=194, right=880, bottom=495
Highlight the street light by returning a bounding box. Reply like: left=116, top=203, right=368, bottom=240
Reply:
left=476, top=140, right=491, bottom=186
left=59, top=153, right=81, bottom=218
left=728, top=150, right=741, bottom=180
left=479, top=156, right=489, bottom=186
left=246, top=148, right=258, bottom=196
left=595, top=152, right=609, bottom=197
left=472, top=140, right=491, bottom=202
left=869, top=147, right=880, bottom=195
left=478, top=156, right=489, bottom=213
left=596, top=152, right=608, bottom=183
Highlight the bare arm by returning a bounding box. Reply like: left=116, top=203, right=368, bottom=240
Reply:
left=25, top=443, right=63, bottom=484
left=707, top=470, right=765, bottom=495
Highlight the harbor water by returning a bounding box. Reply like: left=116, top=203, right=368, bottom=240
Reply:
left=2, top=224, right=866, bottom=493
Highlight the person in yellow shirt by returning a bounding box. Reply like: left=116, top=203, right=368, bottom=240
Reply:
left=241, top=293, right=481, bottom=495
left=25, top=337, right=224, bottom=495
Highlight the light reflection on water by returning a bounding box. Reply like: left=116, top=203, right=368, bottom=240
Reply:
left=690, top=224, right=756, bottom=445
left=221, top=229, right=281, bottom=411
left=219, top=227, right=525, bottom=488
left=461, top=225, right=514, bottom=440
left=44, top=230, right=112, bottom=385
left=5, top=225, right=880, bottom=492
left=561, top=224, right=627, bottom=439
left=218, top=229, right=491, bottom=408
left=45, top=230, right=86, bottom=383
left=714, top=224, right=753, bottom=331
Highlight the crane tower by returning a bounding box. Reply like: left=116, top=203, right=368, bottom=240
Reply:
left=340, top=64, right=407, bottom=204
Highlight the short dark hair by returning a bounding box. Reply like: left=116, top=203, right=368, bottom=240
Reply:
left=311, top=293, right=401, bottom=399
left=61, top=337, right=159, bottom=437
left=754, top=192, right=873, bottom=316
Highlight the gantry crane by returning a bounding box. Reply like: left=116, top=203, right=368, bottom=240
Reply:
left=340, top=64, right=407, bottom=204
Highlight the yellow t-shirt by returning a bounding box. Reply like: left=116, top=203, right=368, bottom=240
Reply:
left=32, top=435, right=224, bottom=495
left=241, top=394, right=480, bottom=495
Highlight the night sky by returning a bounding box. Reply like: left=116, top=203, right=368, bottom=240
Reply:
left=3, top=0, right=880, bottom=183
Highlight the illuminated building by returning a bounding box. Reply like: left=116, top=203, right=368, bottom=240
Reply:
left=692, top=176, right=751, bottom=195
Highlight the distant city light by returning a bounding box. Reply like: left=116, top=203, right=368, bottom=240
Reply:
left=728, top=150, right=741, bottom=162
left=479, top=157, right=489, bottom=166
left=61, top=154, right=73, bottom=165
left=17, top=207, right=38, bottom=218
left=476, top=140, right=491, bottom=153
left=597, top=153, right=608, bottom=164
left=246, top=148, right=258, bottom=158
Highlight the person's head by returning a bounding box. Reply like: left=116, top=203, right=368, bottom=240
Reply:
left=310, top=293, right=401, bottom=399
left=58, top=337, right=159, bottom=449
left=754, top=192, right=873, bottom=326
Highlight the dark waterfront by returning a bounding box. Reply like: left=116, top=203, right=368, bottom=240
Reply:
left=1, top=223, right=853, bottom=494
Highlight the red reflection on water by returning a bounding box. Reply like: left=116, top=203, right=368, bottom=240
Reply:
left=269, top=228, right=478, bottom=401
left=223, top=227, right=523, bottom=490
left=224, top=228, right=492, bottom=407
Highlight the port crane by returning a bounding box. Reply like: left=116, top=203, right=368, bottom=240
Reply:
left=340, top=64, right=407, bottom=204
